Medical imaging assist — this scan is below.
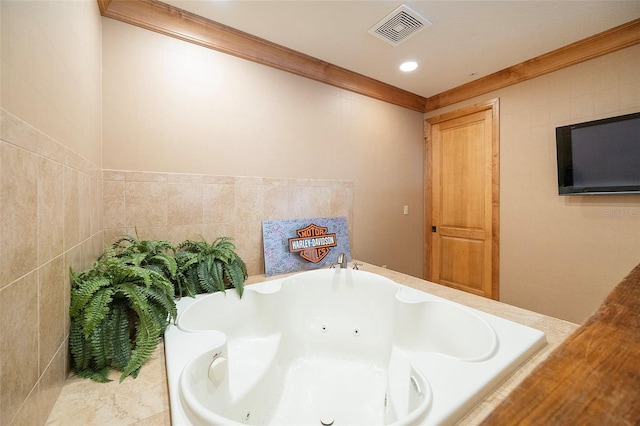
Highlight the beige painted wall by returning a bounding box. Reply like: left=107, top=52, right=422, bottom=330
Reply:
left=1, top=0, right=102, bottom=165
left=426, top=45, right=640, bottom=324
left=0, top=1, right=103, bottom=425
left=102, top=18, right=426, bottom=277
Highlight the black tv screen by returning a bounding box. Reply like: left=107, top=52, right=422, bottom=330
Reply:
left=556, top=112, right=640, bottom=195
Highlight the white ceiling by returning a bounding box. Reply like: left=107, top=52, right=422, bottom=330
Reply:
left=164, top=1, right=640, bottom=98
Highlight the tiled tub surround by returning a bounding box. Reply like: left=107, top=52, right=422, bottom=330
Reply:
left=0, top=109, right=104, bottom=425
left=103, top=170, right=354, bottom=276
left=46, top=262, right=579, bottom=425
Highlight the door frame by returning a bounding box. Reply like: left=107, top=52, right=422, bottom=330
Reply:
left=424, top=98, right=500, bottom=299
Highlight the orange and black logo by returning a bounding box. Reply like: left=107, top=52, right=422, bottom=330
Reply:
left=288, top=223, right=337, bottom=263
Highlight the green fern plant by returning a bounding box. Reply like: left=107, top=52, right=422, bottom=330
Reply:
left=175, top=237, right=248, bottom=298
left=69, top=245, right=177, bottom=383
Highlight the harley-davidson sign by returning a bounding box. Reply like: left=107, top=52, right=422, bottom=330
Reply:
left=262, top=216, right=350, bottom=276
left=288, top=223, right=337, bottom=263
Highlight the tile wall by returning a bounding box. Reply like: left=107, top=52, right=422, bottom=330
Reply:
left=0, top=109, right=104, bottom=425
left=103, top=171, right=354, bottom=275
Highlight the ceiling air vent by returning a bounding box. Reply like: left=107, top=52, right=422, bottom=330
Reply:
left=368, top=4, right=431, bottom=46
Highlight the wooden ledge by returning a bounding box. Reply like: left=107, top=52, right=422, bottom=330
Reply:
left=481, top=262, right=640, bottom=424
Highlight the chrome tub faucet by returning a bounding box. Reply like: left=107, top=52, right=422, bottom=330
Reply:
left=337, top=253, right=347, bottom=269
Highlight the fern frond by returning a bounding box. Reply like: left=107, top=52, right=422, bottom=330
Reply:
left=108, top=303, right=132, bottom=370
left=118, top=282, right=149, bottom=311
left=224, top=262, right=245, bottom=297
left=144, top=264, right=163, bottom=276
left=112, top=235, right=137, bottom=249
left=70, top=319, right=92, bottom=372
left=147, top=302, right=170, bottom=333
left=175, top=251, right=199, bottom=273
left=210, top=260, right=225, bottom=292
left=151, top=253, right=177, bottom=277
left=126, top=265, right=155, bottom=287
left=74, top=367, right=112, bottom=383
left=197, top=261, right=216, bottom=293
left=237, top=255, right=248, bottom=277
left=214, top=238, right=241, bottom=264
left=119, top=313, right=160, bottom=382
left=143, top=285, right=178, bottom=323
left=82, top=287, right=114, bottom=338
left=177, top=239, right=201, bottom=252
left=101, top=246, right=118, bottom=262
left=126, top=252, right=148, bottom=268
left=184, top=269, right=199, bottom=297
left=89, top=320, right=109, bottom=369
left=146, top=269, right=174, bottom=294
left=69, top=275, right=111, bottom=318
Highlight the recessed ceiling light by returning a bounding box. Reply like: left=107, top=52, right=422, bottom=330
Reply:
left=400, top=61, right=418, bottom=72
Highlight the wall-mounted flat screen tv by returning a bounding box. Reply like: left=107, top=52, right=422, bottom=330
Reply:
left=556, top=112, right=640, bottom=195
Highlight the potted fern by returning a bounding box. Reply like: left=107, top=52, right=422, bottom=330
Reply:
left=69, top=234, right=248, bottom=382
left=175, top=236, right=248, bottom=298
left=69, top=237, right=177, bottom=382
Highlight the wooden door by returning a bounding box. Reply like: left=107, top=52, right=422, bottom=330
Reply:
left=425, top=99, right=499, bottom=299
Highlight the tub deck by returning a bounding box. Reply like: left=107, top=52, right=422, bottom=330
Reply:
left=46, top=262, right=579, bottom=425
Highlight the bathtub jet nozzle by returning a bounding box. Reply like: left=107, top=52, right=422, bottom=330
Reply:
left=320, top=416, right=334, bottom=426
left=208, top=355, right=228, bottom=383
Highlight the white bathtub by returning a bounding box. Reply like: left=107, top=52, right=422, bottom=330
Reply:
left=164, top=268, right=546, bottom=425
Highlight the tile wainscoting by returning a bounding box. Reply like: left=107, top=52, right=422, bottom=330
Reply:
left=0, top=109, right=104, bottom=425
left=103, top=170, right=354, bottom=276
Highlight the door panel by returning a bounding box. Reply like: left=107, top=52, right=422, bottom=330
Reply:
left=439, top=236, right=484, bottom=293
left=440, top=115, right=486, bottom=230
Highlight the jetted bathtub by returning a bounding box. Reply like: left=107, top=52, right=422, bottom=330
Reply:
left=164, top=268, right=546, bottom=425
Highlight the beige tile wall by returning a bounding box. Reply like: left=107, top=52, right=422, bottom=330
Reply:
left=103, top=170, right=353, bottom=275
left=1, top=0, right=103, bottom=422
left=0, top=109, right=104, bottom=425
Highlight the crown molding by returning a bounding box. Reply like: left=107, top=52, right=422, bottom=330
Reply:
left=98, top=0, right=427, bottom=113
left=98, top=2, right=640, bottom=114
left=424, top=18, right=640, bottom=112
